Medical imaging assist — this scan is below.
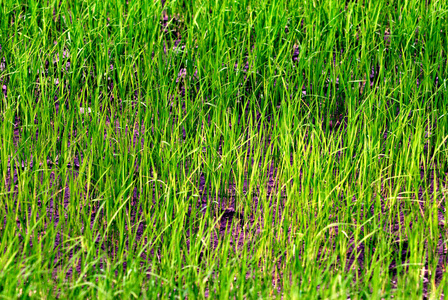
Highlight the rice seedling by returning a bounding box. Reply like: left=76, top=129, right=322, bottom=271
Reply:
left=0, top=0, right=447, bottom=298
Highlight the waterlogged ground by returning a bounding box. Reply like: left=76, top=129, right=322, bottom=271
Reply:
left=1, top=0, right=448, bottom=298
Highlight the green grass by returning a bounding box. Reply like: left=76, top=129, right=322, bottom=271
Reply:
left=0, top=0, right=448, bottom=298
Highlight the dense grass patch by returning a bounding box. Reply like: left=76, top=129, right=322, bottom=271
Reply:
left=1, top=0, right=448, bottom=298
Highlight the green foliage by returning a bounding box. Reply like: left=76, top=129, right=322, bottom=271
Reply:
left=0, top=0, right=447, bottom=298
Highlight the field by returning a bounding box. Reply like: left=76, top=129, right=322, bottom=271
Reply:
left=1, top=0, right=448, bottom=298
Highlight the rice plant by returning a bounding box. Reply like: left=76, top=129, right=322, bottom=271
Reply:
left=0, top=0, right=447, bottom=298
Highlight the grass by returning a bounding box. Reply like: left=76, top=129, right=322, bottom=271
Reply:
left=0, top=0, right=448, bottom=298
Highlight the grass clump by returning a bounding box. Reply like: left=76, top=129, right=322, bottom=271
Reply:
left=0, top=0, right=448, bottom=298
